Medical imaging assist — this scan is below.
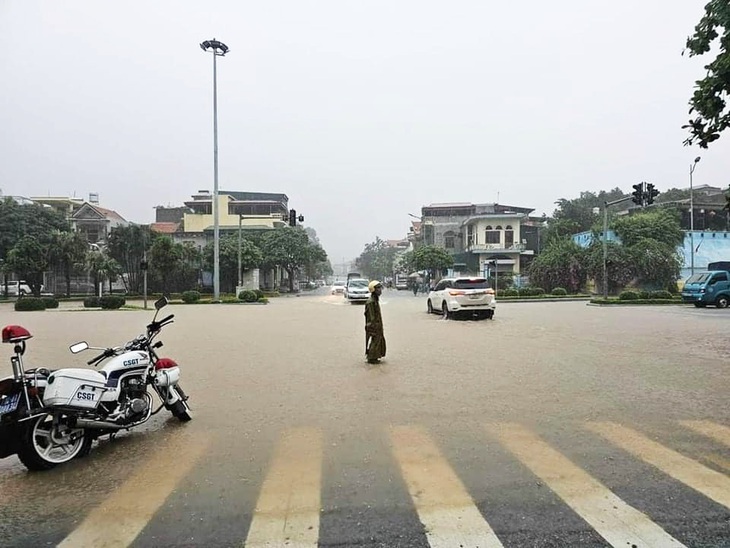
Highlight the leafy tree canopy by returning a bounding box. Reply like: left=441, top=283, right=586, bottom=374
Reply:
left=356, top=237, right=401, bottom=281
left=412, top=245, right=454, bottom=273
left=612, top=208, right=685, bottom=248
left=683, top=0, right=730, bottom=147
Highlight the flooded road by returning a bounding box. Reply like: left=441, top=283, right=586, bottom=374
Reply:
left=1, top=293, right=729, bottom=546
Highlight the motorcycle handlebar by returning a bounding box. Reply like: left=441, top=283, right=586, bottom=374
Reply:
left=147, top=314, right=174, bottom=332
left=87, top=348, right=114, bottom=366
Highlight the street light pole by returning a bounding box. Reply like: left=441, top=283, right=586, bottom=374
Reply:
left=238, top=213, right=243, bottom=288
left=689, top=156, right=701, bottom=276
left=200, top=38, right=229, bottom=301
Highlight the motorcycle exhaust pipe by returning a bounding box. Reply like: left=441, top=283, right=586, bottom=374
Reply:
left=74, top=419, right=125, bottom=430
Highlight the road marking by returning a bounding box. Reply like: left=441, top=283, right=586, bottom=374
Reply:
left=588, top=422, right=730, bottom=510
left=389, top=425, right=504, bottom=548
left=58, top=432, right=208, bottom=548
left=680, top=420, right=730, bottom=447
left=488, top=423, right=684, bottom=547
left=244, top=427, right=322, bottom=548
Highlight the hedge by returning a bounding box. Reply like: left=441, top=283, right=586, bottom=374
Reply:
left=551, top=287, right=567, bottom=296
left=15, top=298, right=46, bottom=311
left=182, top=290, right=201, bottom=304
left=83, top=296, right=101, bottom=308
left=42, top=297, right=59, bottom=309
left=591, top=298, right=685, bottom=305
left=100, top=295, right=125, bottom=309
left=238, top=290, right=258, bottom=303
left=619, top=290, right=640, bottom=300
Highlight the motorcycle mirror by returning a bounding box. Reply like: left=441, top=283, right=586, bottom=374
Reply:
left=69, top=341, right=89, bottom=354
left=154, top=297, right=168, bottom=310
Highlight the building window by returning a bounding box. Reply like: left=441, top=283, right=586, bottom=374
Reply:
left=505, top=225, right=514, bottom=248
left=485, top=228, right=500, bottom=245
left=444, top=232, right=455, bottom=249
left=467, top=225, right=474, bottom=246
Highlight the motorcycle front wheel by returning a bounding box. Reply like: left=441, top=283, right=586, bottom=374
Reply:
left=17, top=413, right=92, bottom=471
left=169, top=385, right=192, bottom=422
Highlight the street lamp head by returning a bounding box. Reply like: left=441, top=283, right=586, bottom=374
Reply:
left=200, top=39, right=229, bottom=55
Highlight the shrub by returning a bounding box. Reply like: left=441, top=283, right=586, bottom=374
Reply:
left=619, top=290, right=640, bottom=300
left=100, top=296, right=125, bottom=309
left=238, top=290, right=258, bottom=303
left=15, top=298, right=46, bottom=311
left=182, top=290, right=201, bottom=304
left=42, top=297, right=59, bottom=309
left=83, top=296, right=101, bottom=308
left=254, top=289, right=265, bottom=300
left=649, top=290, right=673, bottom=300
left=222, top=296, right=240, bottom=304
left=257, top=297, right=269, bottom=304
left=551, top=287, right=567, bottom=296
left=500, top=288, right=519, bottom=297
left=638, top=290, right=650, bottom=300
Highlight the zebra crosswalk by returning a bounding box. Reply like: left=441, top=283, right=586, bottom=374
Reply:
left=5, top=420, right=730, bottom=547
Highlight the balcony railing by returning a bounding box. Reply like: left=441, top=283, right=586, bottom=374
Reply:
left=466, top=243, right=526, bottom=252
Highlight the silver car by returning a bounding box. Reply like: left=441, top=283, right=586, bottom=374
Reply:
left=344, top=278, right=370, bottom=303
left=427, top=277, right=496, bottom=319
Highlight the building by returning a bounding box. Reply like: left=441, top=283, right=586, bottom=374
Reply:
left=30, top=194, right=129, bottom=245
left=153, top=190, right=290, bottom=249
left=414, top=202, right=544, bottom=276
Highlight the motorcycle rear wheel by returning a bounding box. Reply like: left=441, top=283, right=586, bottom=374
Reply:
left=17, top=413, right=92, bottom=471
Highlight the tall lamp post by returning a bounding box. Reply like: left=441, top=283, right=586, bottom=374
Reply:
left=200, top=38, right=229, bottom=301
left=689, top=156, right=701, bottom=276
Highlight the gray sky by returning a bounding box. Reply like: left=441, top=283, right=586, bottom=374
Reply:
left=1, top=1, right=729, bottom=263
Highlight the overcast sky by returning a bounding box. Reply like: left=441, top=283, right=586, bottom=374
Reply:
left=1, top=1, right=728, bottom=264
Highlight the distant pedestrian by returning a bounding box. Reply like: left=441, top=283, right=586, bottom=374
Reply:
left=412, top=280, right=418, bottom=296
left=364, top=280, right=386, bottom=364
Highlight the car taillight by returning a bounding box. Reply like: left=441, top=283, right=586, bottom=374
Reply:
left=448, top=290, right=466, bottom=296
left=486, top=288, right=495, bottom=295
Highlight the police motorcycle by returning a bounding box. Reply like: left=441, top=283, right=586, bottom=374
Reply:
left=0, top=297, right=191, bottom=471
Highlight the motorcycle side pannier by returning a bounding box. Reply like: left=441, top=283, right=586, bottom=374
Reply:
left=43, top=368, right=108, bottom=409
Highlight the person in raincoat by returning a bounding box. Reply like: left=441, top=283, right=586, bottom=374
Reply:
left=364, top=280, right=386, bottom=364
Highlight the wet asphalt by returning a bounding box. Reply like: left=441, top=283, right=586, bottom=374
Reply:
left=1, top=291, right=730, bottom=547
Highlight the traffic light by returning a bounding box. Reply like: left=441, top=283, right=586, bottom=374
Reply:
left=288, top=209, right=297, bottom=227
left=646, top=183, right=659, bottom=205
left=631, top=183, right=644, bottom=206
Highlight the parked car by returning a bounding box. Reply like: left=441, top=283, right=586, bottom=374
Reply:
left=427, top=277, right=496, bottom=319
left=4, top=281, right=34, bottom=297
left=331, top=281, right=346, bottom=295
left=344, top=278, right=370, bottom=303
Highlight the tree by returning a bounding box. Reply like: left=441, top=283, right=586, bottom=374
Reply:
left=612, top=208, right=685, bottom=248
left=149, top=236, right=181, bottom=295
left=107, top=225, right=152, bottom=293
left=631, top=238, right=683, bottom=290
left=83, top=250, right=120, bottom=296
left=260, top=227, right=313, bottom=292
left=585, top=242, right=637, bottom=294
left=356, top=237, right=400, bottom=281
left=4, top=236, right=50, bottom=296
left=683, top=1, right=730, bottom=148
left=411, top=245, right=454, bottom=275
left=0, top=198, right=69, bottom=295
left=551, top=188, right=627, bottom=234
left=527, top=239, right=587, bottom=293
left=203, top=235, right=262, bottom=293
left=48, top=231, right=88, bottom=297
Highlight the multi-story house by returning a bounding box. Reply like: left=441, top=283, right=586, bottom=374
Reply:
left=30, top=194, right=128, bottom=245
left=415, top=202, right=544, bottom=277
left=154, top=190, right=289, bottom=249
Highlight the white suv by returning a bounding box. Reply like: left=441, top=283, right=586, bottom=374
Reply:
left=344, top=278, right=370, bottom=303
left=5, top=281, right=33, bottom=296
left=427, top=277, right=496, bottom=319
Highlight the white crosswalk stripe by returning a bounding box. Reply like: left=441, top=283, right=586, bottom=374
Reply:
left=243, top=427, right=323, bottom=548
left=58, top=432, right=208, bottom=548
left=389, top=425, right=504, bottom=548
left=588, top=422, right=730, bottom=510
left=488, top=423, right=685, bottom=547
left=13, top=421, right=730, bottom=546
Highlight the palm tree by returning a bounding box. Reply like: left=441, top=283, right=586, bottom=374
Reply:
left=49, top=231, right=87, bottom=297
